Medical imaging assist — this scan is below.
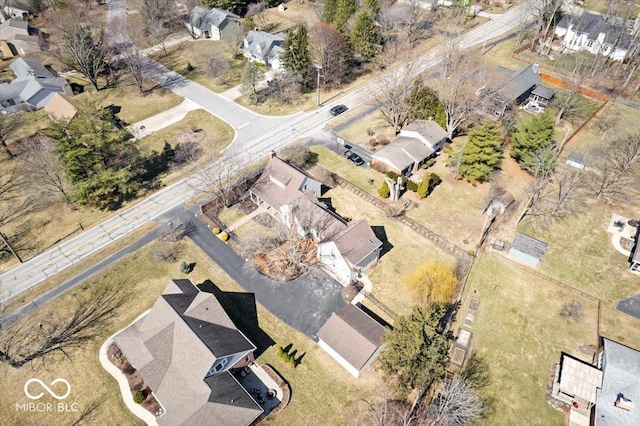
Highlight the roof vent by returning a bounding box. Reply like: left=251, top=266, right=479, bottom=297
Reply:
left=615, top=394, right=634, bottom=411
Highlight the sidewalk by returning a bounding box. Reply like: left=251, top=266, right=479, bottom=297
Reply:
left=130, top=99, right=201, bottom=139
left=220, top=69, right=276, bottom=101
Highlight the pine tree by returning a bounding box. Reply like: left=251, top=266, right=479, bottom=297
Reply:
left=378, top=180, right=390, bottom=198
left=364, top=0, right=380, bottom=17
left=48, top=99, right=141, bottom=210
left=240, top=62, right=265, bottom=104
left=407, top=83, right=447, bottom=129
left=455, top=122, right=503, bottom=184
left=323, top=0, right=338, bottom=23
left=350, top=12, right=381, bottom=59
left=333, top=0, right=358, bottom=32
left=510, top=113, right=556, bottom=176
left=281, top=24, right=310, bottom=87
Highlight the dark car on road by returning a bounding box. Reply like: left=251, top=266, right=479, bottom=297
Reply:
left=347, top=152, right=364, bottom=166
left=329, top=105, right=348, bottom=116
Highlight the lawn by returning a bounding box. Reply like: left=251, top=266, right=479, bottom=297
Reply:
left=333, top=107, right=396, bottom=147
left=0, top=237, right=382, bottom=425
left=460, top=253, right=599, bottom=425
left=320, top=185, right=454, bottom=316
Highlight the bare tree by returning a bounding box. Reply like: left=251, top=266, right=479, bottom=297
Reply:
left=201, top=53, right=231, bottom=85
left=587, top=133, right=640, bottom=201
left=0, top=113, right=22, bottom=159
left=246, top=2, right=268, bottom=30
left=528, top=0, right=563, bottom=54
left=372, top=58, right=419, bottom=132
left=309, top=22, right=349, bottom=88
left=197, top=154, right=242, bottom=208
left=222, top=25, right=246, bottom=59
left=427, top=376, right=485, bottom=426
left=0, top=167, right=40, bottom=230
left=263, top=71, right=301, bottom=104
left=0, top=287, right=126, bottom=369
left=17, top=135, right=71, bottom=202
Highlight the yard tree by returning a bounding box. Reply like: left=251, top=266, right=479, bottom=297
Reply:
left=451, top=122, right=503, bottom=184
left=281, top=24, right=310, bottom=87
left=202, top=0, right=246, bottom=15
left=0, top=113, right=22, bottom=159
left=527, top=0, right=563, bottom=54
left=587, top=132, right=640, bottom=201
left=428, top=375, right=485, bottom=425
left=364, top=0, right=380, bottom=17
left=333, top=0, right=358, bottom=32
left=406, top=261, right=457, bottom=306
left=323, top=0, right=338, bottom=23
left=309, top=22, right=349, bottom=88
left=373, top=59, right=420, bottom=132
left=350, top=12, right=381, bottom=60
left=406, top=83, right=447, bottom=129
left=510, top=113, right=556, bottom=176
left=240, top=62, right=265, bottom=104
left=47, top=99, right=142, bottom=210
left=18, top=135, right=71, bottom=203
left=378, top=305, right=452, bottom=400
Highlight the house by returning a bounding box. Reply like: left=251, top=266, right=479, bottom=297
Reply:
left=486, top=190, right=515, bottom=216
left=0, top=19, right=38, bottom=57
left=555, top=12, right=637, bottom=61
left=186, top=6, right=241, bottom=40
left=242, top=31, right=285, bottom=70
left=487, top=64, right=555, bottom=117
left=316, top=304, right=387, bottom=378
left=372, top=119, right=448, bottom=175
left=249, top=155, right=383, bottom=284
left=552, top=353, right=603, bottom=426
left=0, top=57, right=72, bottom=114
left=113, top=279, right=263, bottom=426
left=2, top=0, right=29, bottom=20
left=508, top=232, right=548, bottom=267
left=43, top=92, right=76, bottom=122
left=566, top=152, right=587, bottom=169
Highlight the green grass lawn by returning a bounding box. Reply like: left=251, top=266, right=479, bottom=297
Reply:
left=461, top=253, right=599, bottom=425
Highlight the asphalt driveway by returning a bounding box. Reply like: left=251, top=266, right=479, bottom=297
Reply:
left=181, top=211, right=345, bottom=340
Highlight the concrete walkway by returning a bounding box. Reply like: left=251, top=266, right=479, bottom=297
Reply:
left=224, top=206, right=265, bottom=234
left=99, top=311, right=159, bottom=426
left=352, top=275, right=373, bottom=305
left=130, top=99, right=201, bottom=139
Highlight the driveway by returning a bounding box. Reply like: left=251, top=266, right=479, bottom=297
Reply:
left=181, top=210, right=345, bottom=339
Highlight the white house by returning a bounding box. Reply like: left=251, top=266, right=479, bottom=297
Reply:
left=555, top=12, right=636, bottom=61
left=2, top=0, right=29, bottom=20
left=242, top=31, right=285, bottom=70
left=316, top=304, right=387, bottom=378
left=185, top=6, right=241, bottom=40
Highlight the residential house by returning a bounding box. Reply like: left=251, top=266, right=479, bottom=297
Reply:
left=555, top=12, right=637, bottom=61
left=0, top=19, right=38, bottom=57
left=553, top=338, right=640, bottom=426
left=2, top=0, right=29, bottom=20
left=43, top=92, right=76, bottom=122
left=242, top=31, right=284, bottom=70
left=508, top=232, right=548, bottom=267
left=0, top=57, right=72, bottom=113
left=316, top=304, right=387, bottom=378
left=372, top=119, right=448, bottom=175
left=249, top=155, right=383, bottom=284
left=186, top=6, right=241, bottom=40
left=113, top=279, right=263, bottom=426
left=486, top=64, right=555, bottom=117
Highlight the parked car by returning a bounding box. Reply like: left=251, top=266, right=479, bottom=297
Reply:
left=330, top=105, right=348, bottom=116
left=347, top=152, right=364, bottom=166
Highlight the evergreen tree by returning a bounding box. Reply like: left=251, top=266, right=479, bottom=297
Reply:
left=378, top=180, right=390, bottom=198
left=47, top=100, right=142, bottom=210
left=240, top=62, right=265, bottom=104
left=364, top=0, right=380, bottom=17
left=323, top=0, right=338, bottom=23
left=281, top=24, right=310, bottom=88
left=510, top=113, right=556, bottom=176
left=452, top=122, right=503, bottom=184
left=407, top=83, right=447, bottom=129
left=349, top=12, right=381, bottom=59
left=333, top=0, right=357, bottom=32
left=379, top=305, right=452, bottom=399
left=201, top=0, right=247, bottom=14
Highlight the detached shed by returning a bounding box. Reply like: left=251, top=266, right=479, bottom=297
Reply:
left=316, top=304, right=387, bottom=378
left=566, top=152, right=587, bottom=169
left=508, top=233, right=548, bottom=267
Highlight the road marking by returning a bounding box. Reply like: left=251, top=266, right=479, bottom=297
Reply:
left=236, top=122, right=251, bottom=130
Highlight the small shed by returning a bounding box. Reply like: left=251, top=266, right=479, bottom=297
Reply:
left=508, top=233, right=548, bottom=267
left=566, top=152, right=586, bottom=169
left=316, top=304, right=387, bottom=378
left=486, top=190, right=515, bottom=216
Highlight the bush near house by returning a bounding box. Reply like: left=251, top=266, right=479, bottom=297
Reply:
left=133, top=390, right=145, bottom=404
left=378, top=180, right=390, bottom=198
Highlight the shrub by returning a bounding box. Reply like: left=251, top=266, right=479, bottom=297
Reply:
left=186, top=62, right=194, bottom=72
left=406, top=180, right=418, bottom=192
left=421, top=158, right=436, bottom=169
left=289, top=356, right=296, bottom=368
left=385, top=171, right=399, bottom=180
left=277, top=346, right=285, bottom=358
left=467, top=249, right=475, bottom=256
left=378, top=181, right=390, bottom=198
left=367, top=127, right=375, bottom=136
left=220, top=232, right=229, bottom=242
left=417, top=179, right=429, bottom=198
left=179, top=261, right=193, bottom=274
left=133, top=390, right=145, bottom=404
left=560, top=301, right=584, bottom=322
left=171, top=140, right=201, bottom=167
left=213, top=227, right=221, bottom=234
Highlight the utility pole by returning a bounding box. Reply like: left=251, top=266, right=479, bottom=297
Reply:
left=315, top=64, right=323, bottom=107
left=0, top=231, right=22, bottom=263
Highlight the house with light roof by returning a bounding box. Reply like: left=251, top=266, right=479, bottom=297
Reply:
left=242, top=31, right=284, bottom=70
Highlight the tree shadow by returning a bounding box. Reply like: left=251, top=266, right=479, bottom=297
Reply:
left=197, top=280, right=275, bottom=358
left=294, top=352, right=305, bottom=367
left=371, top=226, right=393, bottom=259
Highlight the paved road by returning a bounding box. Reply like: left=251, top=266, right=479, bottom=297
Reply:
left=0, top=2, right=534, bottom=302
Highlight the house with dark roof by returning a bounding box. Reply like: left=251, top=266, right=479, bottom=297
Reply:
left=485, top=64, right=555, bottom=117
left=242, top=31, right=284, bottom=70
left=316, top=304, right=387, bottom=378
left=113, top=279, right=263, bottom=426
left=0, top=57, right=72, bottom=113
left=372, top=119, right=448, bottom=175
left=249, top=155, right=383, bottom=284
left=508, top=232, right=548, bottom=267
left=185, top=6, right=241, bottom=40
left=555, top=12, right=637, bottom=61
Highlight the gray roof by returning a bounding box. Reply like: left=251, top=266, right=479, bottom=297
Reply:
left=373, top=142, right=415, bottom=172
left=0, top=58, right=69, bottom=108
left=0, top=18, right=28, bottom=34
left=243, top=31, right=285, bottom=61
left=567, top=152, right=587, bottom=166
left=510, top=233, right=548, bottom=260
left=316, top=304, right=387, bottom=371
left=497, top=64, right=541, bottom=102
left=531, top=85, right=555, bottom=100
left=595, top=339, right=640, bottom=426
left=188, top=6, right=240, bottom=32
left=250, top=156, right=319, bottom=209
left=331, top=218, right=382, bottom=266
left=402, top=120, right=448, bottom=144
left=557, top=12, right=635, bottom=50
left=373, top=137, right=434, bottom=172
left=114, top=279, right=261, bottom=426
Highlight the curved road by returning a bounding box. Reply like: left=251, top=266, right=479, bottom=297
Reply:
left=0, top=1, right=534, bottom=302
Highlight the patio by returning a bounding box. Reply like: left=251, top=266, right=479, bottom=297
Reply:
left=235, top=363, right=284, bottom=415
